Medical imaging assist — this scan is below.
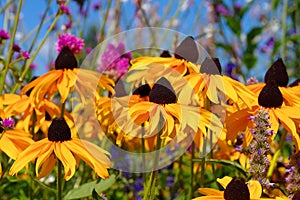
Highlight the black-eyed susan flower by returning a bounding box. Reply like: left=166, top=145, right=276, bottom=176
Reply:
left=193, top=176, right=285, bottom=200
left=2, top=93, right=73, bottom=133
left=226, top=59, right=300, bottom=151
left=9, top=118, right=111, bottom=181
left=247, top=58, right=300, bottom=107
left=127, top=36, right=200, bottom=84
left=126, top=77, right=222, bottom=147
left=21, top=46, right=115, bottom=104
left=226, top=81, right=300, bottom=151
left=184, top=57, right=256, bottom=108
left=0, top=116, right=33, bottom=177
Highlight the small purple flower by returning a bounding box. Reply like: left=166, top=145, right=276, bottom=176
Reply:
left=13, top=44, right=21, bottom=52
left=92, top=2, right=101, bottom=10
left=21, top=51, right=30, bottom=59
left=2, top=118, right=14, bottom=128
left=247, top=77, right=259, bottom=85
left=64, top=21, right=72, bottom=30
left=56, top=33, right=84, bottom=54
left=86, top=47, right=92, bottom=54
left=224, top=62, right=238, bottom=80
left=60, top=4, right=71, bottom=15
left=0, top=29, right=10, bottom=40
left=30, top=63, right=37, bottom=70
left=216, top=4, right=231, bottom=16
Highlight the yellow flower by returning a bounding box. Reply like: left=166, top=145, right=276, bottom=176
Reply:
left=9, top=118, right=111, bottom=181
left=0, top=129, right=34, bottom=160
left=184, top=57, right=256, bottom=108
left=126, top=77, right=223, bottom=147
left=226, top=82, right=300, bottom=151
left=21, top=47, right=114, bottom=104
left=2, top=94, right=73, bottom=133
left=193, top=176, right=285, bottom=200
left=127, top=36, right=200, bottom=84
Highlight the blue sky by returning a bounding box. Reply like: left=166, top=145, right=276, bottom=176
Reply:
left=0, top=0, right=283, bottom=80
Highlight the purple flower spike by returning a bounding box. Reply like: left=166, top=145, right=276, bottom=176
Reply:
left=2, top=118, right=14, bottom=128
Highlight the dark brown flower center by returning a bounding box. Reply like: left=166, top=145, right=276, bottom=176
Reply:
left=258, top=81, right=283, bottom=108
left=200, top=57, right=222, bottom=74
left=133, top=83, right=151, bottom=97
left=0, top=117, right=4, bottom=133
left=224, top=178, right=250, bottom=200
left=160, top=50, right=172, bottom=58
left=48, top=118, right=71, bottom=142
left=174, top=36, right=199, bottom=63
left=149, top=77, right=177, bottom=104
left=289, top=79, right=300, bottom=87
left=293, top=191, right=300, bottom=200
left=55, top=46, right=78, bottom=70
left=264, top=58, right=289, bottom=87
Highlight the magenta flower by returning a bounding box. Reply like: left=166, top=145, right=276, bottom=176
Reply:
left=92, top=1, right=101, bottom=10
left=60, top=4, right=71, bottom=15
left=56, top=33, right=84, bottom=54
left=216, top=4, right=231, bottom=17
left=13, top=44, right=21, bottom=52
left=0, top=29, right=10, bottom=40
left=30, top=63, right=37, bottom=70
left=2, top=118, right=14, bottom=128
left=98, top=42, right=132, bottom=80
left=21, top=51, right=30, bottom=59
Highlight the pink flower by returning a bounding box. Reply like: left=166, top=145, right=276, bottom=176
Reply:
left=30, top=63, right=37, bottom=70
left=0, top=29, right=10, bottom=40
left=2, top=118, right=14, bottom=128
left=56, top=33, right=84, bottom=54
left=60, top=4, right=71, bottom=15
left=98, top=42, right=132, bottom=80
left=21, top=51, right=30, bottom=59
left=13, top=44, right=21, bottom=52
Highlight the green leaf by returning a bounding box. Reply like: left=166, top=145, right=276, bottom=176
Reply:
left=271, top=0, right=280, bottom=10
left=64, top=175, right=116, bottom=199
left=174, top=192, right=186, bottom=200
left=247, top=27, right=263, bottom=44
left=242, top=53, right=257, bottom=70
left=225, top=17, right=241, bottom=36
left=94, top=174, right=116, bottom=194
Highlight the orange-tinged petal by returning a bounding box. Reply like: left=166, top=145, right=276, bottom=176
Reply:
left=54, top=142, right=77, bottom=181
left=247, top=180, right=262, bottom=199
left=57, top=71, right=70, bottom=103
left=9, top=139, right=48, bottom=176
left=37, top=154, right=56, bottom=179
left=274, top=108, right=300, bottom=151
left=35, top=143, right=54, bottom=176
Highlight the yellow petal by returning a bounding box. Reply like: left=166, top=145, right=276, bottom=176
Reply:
left=198, top=188, right=224, bottom=196
left=217, top=176, right=233, bottom=189
left=37, top=154, right=56, bottom=179
left=54, top=143, right=76, bottom=181
left=247, top=180, right=262, bottom=199
left=9, top=140, right=47, bottom=176
left=35, top=143, right=54, bottom=176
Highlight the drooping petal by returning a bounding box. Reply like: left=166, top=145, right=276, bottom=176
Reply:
left=9, top=139, right=47, bottom=176
left=54, top=143, right=76, bottom=181
left=247, top=180, right=262, bottom=199
left=37, top=154, right=56, bottom=179
left=198, top=188, right=224, bottom=196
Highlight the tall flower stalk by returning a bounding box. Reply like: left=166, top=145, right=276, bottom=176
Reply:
left=249, top=107, right=272, bottom=189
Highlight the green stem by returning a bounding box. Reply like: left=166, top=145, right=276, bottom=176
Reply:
left=98, top=0, right=113, bottom=43
left=0, top=0, right=23, bottom=94
left=188, top=141, right=195, bottom=199
left=11, top=10, right=62, bottom=93
left=57, top=160, right=63, bottom=200
left=143, top=115, right=163, bottom=200
left=267, top=129, right=288, bottom=178
left=280, top=0, right=288, bottom=60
